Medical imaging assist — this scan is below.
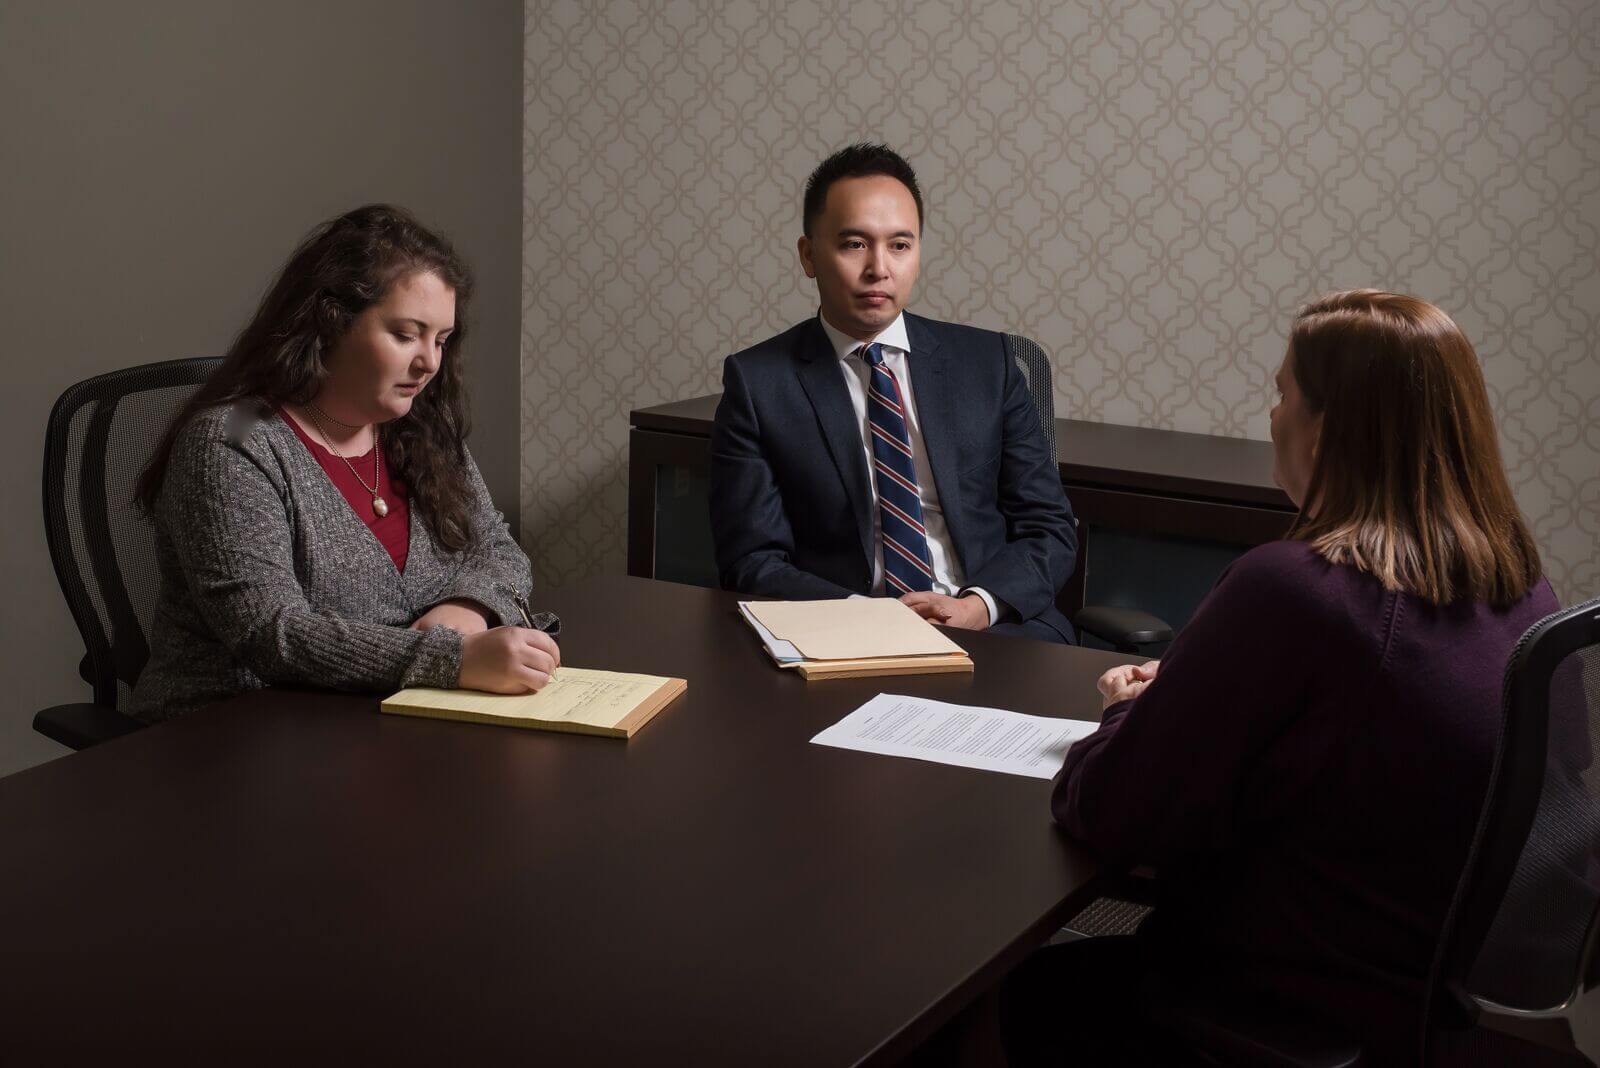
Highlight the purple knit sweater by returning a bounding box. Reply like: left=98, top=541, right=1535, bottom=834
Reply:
left=1053, top=540, right=1557, bottom=1060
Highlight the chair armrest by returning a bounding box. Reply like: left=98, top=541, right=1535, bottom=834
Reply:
left=34, top=703, right=147, bottom=751
left=1074, top=606, right=1174, bottom=651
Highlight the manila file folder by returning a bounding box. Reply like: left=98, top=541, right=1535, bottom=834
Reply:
left=382, top=667, right=685, bottom=738
left=742, top=597, right=973, bottom=679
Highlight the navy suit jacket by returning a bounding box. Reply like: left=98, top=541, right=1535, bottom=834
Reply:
left=709, top=313, right=1078, bottom=641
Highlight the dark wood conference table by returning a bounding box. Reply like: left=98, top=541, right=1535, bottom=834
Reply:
left=0, top=576, right=1134, bottom=1063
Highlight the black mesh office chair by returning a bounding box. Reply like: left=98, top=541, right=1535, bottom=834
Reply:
left=37, top=357, right=221, bottom=750
left=1424, top=595, right=1600, bottom=1066
left=1004, top=335, right=1172, bottom=654
left=1005, top=334, right=1170, bottom=945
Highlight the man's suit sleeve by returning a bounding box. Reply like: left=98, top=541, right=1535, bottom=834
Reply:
left=709, top=356, right=857, bottom=600
left=959, top=347, right=1078, bottom=621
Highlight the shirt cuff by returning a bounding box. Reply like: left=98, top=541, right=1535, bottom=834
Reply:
left=963, top=587, right=1001, bottom=627
left=401, top=625, right=464, bottom=689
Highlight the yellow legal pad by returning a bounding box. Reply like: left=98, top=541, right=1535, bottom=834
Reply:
left=381, top=667, right=686, bottom=739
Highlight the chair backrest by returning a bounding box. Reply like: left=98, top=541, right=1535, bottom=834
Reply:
left=1005, top=334, right=1057, bottom=461
left=1423, top=596, right=1600, bottom=1052
left=43, top=358, right=221, bottom=709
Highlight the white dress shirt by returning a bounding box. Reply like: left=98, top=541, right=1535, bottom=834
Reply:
left=818, top=312, right=1001, bottom=625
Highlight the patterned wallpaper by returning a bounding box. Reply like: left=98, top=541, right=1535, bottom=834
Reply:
left=522, top=0, right=1599, bottom=602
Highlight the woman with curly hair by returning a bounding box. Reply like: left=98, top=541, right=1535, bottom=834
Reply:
left=131, top=204, right=558, bottom=721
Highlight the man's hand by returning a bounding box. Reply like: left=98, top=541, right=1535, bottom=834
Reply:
left=899, top=591, right=991, bottom=631
left=1097, top=660, right=1161, bottom=709
left=411, top=599, right=493, bottom=635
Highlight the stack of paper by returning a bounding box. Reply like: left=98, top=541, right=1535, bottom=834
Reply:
left=738, top=597, right=974, bottom=680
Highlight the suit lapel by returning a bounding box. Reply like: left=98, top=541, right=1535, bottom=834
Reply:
left=795, top=318, right=875, bottom=566
left=904, top=315, right=969, bottom=556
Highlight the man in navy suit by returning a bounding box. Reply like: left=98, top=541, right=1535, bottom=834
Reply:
left=710, top=144, right=1078, bottom=642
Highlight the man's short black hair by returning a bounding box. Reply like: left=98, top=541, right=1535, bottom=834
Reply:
left=802, top=143, right=924, bottom=238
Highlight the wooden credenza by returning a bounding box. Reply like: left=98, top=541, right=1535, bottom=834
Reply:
left=628, top=394, right=1297, bottom=640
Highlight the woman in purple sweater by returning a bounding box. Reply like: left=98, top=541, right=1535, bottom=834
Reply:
left=1001, top=291, right=1556, bottom=1066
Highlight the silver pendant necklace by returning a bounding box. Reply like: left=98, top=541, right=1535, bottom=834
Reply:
left=304, top=403, right=388, bottom=517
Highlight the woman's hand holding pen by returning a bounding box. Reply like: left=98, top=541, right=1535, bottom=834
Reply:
left=1097, top=661, right=1160, bottom=709
left=458, top=627, right=562, bottom=694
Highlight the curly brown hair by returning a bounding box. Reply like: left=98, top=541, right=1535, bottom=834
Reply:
left=136, top=204, right=478, bottom=551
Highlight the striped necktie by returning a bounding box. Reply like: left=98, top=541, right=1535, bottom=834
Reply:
left=861, top=342, right=935, bottom=594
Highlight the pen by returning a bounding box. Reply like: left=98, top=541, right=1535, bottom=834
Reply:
left=492, top=579, right=536, bottom=628
left=510, top=588, right=534, bottom=629
left=497, top=581, right=561, bottom=679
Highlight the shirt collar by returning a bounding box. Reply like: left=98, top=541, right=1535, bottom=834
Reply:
left=818, top=311, right=911, bottom=362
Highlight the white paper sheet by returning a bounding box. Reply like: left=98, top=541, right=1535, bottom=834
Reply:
left=737, top=601, right=806, bottom=663
left=810, top=693, right=1099, bottom=779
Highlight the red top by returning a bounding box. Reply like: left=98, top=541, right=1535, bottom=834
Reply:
left=280, top=412, right=410, bottom=572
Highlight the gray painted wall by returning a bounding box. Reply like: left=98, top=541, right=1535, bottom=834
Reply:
left=0, top=0, right=522, bottom=778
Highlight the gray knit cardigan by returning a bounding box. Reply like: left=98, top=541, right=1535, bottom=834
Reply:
left=128, top=405, right=549, bottom=722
